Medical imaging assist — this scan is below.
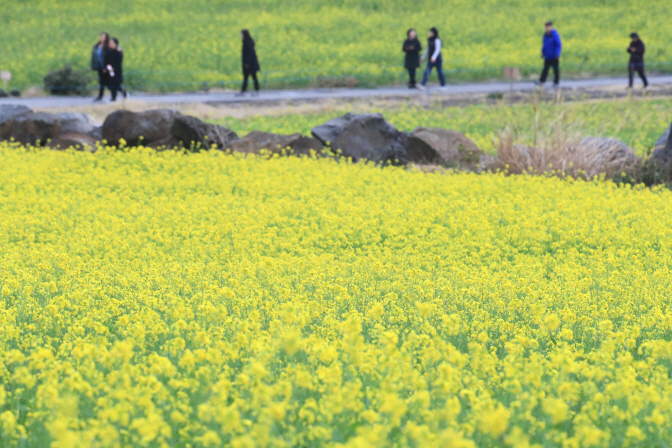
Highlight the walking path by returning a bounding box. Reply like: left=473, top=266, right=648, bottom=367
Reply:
left=2, top=76, right=671, bottom=109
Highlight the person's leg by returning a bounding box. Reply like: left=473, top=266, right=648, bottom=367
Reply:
left=241, top=71, right=249, bottom=92
left=421, top=61, right=433, bottom=86
left=552, top=59, right=559, bottom=85
left=252, top=72, right=260, bottom=91
left=110, top=87, right=118, bottom=101
left=96, top=70, right=104, bottom=99
left=436, top=57, right=446, bottom=86
left=628, top=64, right=635, bottom=88
left=539, top=60, right=550, bottom=83
left=409, top=69, right=417, bottom=87
left=638, top=65, right=648, bottom=87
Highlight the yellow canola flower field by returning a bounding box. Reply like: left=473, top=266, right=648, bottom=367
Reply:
left=1, top=145, right=672, bottom=448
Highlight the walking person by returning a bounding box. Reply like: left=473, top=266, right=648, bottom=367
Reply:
left=238, top=29, right=260, bottom=96
left=535, top=21, right=562, bottom=88
left=402, top=29, right=422, bottom=89
left=91, top=32, right=109, bottom=101
left=105, top=38, right=127, bottom=101
left=420, top=27, right=445, bottom=90
left=627, top=33, right=648, bottom=90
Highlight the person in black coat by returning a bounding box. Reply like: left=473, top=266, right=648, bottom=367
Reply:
left=627, top=33, right=648, bottom=89
left=239, top=29, right=260, bottom=96
left=104, top=38, right=127, bottom=101
left=91, top=32, right=109, bottom=101
left=403, top=29, right=422, bottom=89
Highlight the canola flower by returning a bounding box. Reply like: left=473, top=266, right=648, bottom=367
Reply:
left=2, top=0, right=672, bottom=91
left=1, top=144, right=672, bottom=447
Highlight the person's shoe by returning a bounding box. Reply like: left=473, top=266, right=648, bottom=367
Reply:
left=122, top=89, right=128, bottom=99
left=235, top=92, right=246, bottom=97
left=534, top=81, right=543, bottom=87
left=251, top=91, right=259, bottom=97
left=93, top=97, right=103, bottom=102
left=552, top=83, right=560, bottom=89
left=416, top=84, right=425, bottom=91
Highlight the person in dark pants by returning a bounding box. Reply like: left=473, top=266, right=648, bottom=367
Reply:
left=403, top=29, right=422, bottom=89
left=91, top=32, right=109, bottom=101
left=535, top=21, right=562, bottom=88
left=105, top=38, right=127, bottom=101
left=239, top=29, right=260, bottom=96
left=420, top=27, right=445, bottom=90
left=627, top=33, right=648, bottom=90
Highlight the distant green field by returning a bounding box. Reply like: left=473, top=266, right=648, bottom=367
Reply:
left=215, top=98, right=672, bottom=155
left=2, top=0, right=672, bottom=92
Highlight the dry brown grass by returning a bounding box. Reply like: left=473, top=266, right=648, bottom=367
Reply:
left=494, top=111, right=639, bottom=179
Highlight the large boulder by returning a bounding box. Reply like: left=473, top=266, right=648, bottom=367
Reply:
left=170, top=115, right=239, bottom=151
left=652, top=123, right=672, bottom=161
left=102, top=109, right=181, bottom=146
left=231, top=131, right=323, bottom=156
left=0, top=104, right=31, bottom=126
left=0, top=111, right=62, bottom=145
left=406, top=127, right=481, bottom=169
left=0, top=107, right=101, bottom=146
left=574, top=137, right=638, bottom=175
left=47, top=133, right=98, bottom=152
left=58, top=113, right=101, bottom=138
left=311, top=113, right=407, bottom=164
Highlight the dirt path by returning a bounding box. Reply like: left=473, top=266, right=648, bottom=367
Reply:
left=2, top=76, right=671, bottom=121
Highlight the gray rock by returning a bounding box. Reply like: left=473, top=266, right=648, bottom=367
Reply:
left=575, top=137, right=638, bottom=173
left=47, top=133, right=98, bottom=152
left=0, top=104, right=31, bottom=126
left=479, top=154, right=499, bottom=172
left=407, top=127, right=481, bottom=170
left=0, top=111, right=62, bottom=145
left=288, top=136, right=325, bottom=155
left=231, top=131, right=323, bottom=156
left=311, top=113, right=407, bottom=164
left=9, top=90, right=21, bottom=98
left=652, top=123, right=672, bottom=161
left=102, top=109, right=181, bottom=146
left=58, top=113, right=101, bottom=137
left=147, top=136, right=182, bottom=150
left=170, top=115, right=238, bottom=151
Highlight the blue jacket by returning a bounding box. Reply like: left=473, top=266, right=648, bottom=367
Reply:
left=542, top=30, right=562, bottom=60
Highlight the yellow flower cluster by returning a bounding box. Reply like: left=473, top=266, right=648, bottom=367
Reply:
left=2, top=0, right=672, bottom=90
left=1, top=144, right=672, bottom=447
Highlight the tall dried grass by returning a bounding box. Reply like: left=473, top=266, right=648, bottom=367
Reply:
left=495, top=109, right=639, bottom=179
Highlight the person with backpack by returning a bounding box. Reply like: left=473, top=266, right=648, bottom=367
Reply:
left=402, top=29, right=422, bottom=89
left=627, top=33, right=648, bottom=90
left=535, top=21, right=562, bottom=88
left=419, top=27, right=445, bottom=90
left=91, top=32, right=109, bottom=101
left=239, top=29, right=260, bottom=96
left=104, top=38, right=127, bottom=101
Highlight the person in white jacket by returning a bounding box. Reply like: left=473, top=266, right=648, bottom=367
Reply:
left=419, top=27, right=446, bottom=89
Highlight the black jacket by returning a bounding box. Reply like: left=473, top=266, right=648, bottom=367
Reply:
left=104, top=49, right=123, bottom=85
left=91, top=44, right=105, bottom=70
left=403, top=38, right=422, bottom=69
left=242, top=39, right=260, bottom=73
left=628, top=40, right=645, bottom=64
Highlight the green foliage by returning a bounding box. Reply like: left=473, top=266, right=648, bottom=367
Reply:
left=1, top=0, right=671, bottom=91
left=42, top=64, right=93, bottom=96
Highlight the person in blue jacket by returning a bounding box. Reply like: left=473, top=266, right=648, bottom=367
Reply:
left=536, top=21, right=562, bottom=88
